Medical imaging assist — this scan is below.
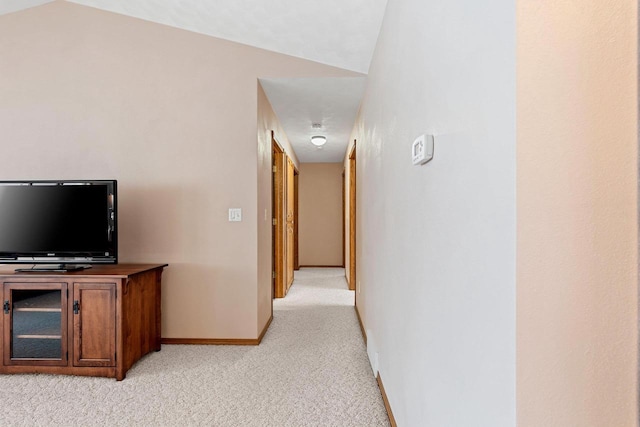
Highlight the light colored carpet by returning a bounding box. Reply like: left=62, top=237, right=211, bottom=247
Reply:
left=0, top=267, right=389, bottom=427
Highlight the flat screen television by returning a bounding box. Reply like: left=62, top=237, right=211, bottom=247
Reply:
left=0, top=180, right=117, bottom=271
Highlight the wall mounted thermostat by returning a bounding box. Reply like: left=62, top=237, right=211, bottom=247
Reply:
left=412, top=134, right=434, bottom=165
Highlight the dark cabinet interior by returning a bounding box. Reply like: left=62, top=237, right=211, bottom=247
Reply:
left=3, top=284, right=68, bottom=366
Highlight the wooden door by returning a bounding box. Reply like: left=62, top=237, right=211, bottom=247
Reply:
left=3, top=282, right=68, bottom=366
left=73, top=282, right=116, bottom=367
left=348, top=142, right=356, bottom=291
left=285, top=157, right=295, bottom=290
left=294, top=170, right=300, bottom=271
left=272, top=137, right=286, bottom=298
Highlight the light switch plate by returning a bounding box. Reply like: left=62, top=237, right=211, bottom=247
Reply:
left=412, top=134, right=434, bottom=165
left=228, top=208, right=242, bottom=222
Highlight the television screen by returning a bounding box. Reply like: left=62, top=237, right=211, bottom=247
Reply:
left=0, top=181, right=117, bottom=264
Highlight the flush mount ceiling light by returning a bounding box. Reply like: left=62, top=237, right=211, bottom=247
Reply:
left=311, top=136, right=327, bottom=146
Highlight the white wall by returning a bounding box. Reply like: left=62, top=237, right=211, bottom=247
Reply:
left=351, top=0, right=516, bottom=425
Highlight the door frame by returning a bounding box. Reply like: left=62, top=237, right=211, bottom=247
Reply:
left=294, top=169, right=300, bottom=271
left=272, top=134, right=285, bottom=298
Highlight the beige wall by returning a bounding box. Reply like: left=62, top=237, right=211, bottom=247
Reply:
left=517, top=1, right=638, bottom=425
left=298, top=163, right=343, bottom=266
left=0, top=2, right=359, bottom=340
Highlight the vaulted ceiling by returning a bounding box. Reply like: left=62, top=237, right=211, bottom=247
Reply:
left=0, top=0, right=388, bottom=162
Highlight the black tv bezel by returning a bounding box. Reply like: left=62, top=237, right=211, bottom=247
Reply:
left=0, top=180, right=118, bottom=265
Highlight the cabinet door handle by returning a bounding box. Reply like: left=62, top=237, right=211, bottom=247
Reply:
left=73, top=300, right=79, bottom=314
left=3, top=300, right=8, bottom=314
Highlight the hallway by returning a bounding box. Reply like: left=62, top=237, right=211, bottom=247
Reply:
left=268, top=267, right=389, bottom=425
left=0, top=268, right=388, bottom=426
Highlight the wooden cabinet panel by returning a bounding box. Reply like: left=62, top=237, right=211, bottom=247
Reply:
left=73, top=282, right=116, bottom=367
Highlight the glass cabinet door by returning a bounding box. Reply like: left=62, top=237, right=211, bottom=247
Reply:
left=3, top=283, right=68, bottom=366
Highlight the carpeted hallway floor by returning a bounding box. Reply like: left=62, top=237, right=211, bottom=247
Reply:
left=0, top=268, right=389, bottom=426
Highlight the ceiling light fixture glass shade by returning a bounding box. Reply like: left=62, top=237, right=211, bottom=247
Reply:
left=311, top=136, right=327, bottom=146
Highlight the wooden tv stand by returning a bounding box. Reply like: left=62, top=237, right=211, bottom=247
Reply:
left=0, top=264, right=166, bottom=380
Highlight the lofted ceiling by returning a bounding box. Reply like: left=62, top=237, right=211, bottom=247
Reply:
left=65, top=0, right=387, bottom=74
left=0, top=0, right=387, bottom=163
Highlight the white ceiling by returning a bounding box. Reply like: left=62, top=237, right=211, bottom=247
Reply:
left=261, top=78, right=366, bottom=163
left=1, top=0, right=386, bottom=163
left=63, top=0, right=387, bottom=74
left=0, top=0, right=53, bottom=15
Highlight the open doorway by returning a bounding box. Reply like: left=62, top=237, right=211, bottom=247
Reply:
left=272, top=132, right=298, bottom=299
left=285, top=157, right=297, bottom=293
left=347, top=141, right=356, bottom=291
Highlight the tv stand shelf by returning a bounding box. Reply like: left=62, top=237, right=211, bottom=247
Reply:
left=0, top=264, right=166, bottom=380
